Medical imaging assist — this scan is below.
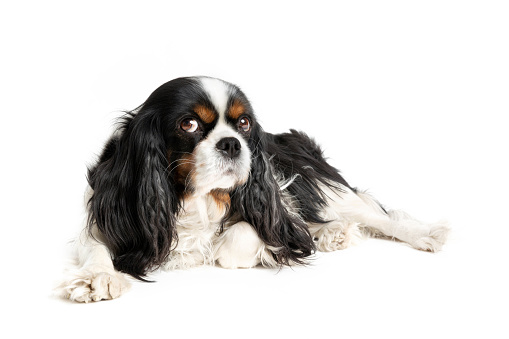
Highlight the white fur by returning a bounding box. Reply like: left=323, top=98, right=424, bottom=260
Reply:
left=310, top=184, right=450, bottom=252
left=198, top=77, right=230, bottom=118
left=164, top=194, right=224, bottom=270
left=192, top=121, right=251, bottom=196
left=184, top=77, right=252, bottom=195
left=214, top=221, right=265, bottom=269
left=57, top=224, right=131, bottom=302
left=165, top=196, right=273, bottom=271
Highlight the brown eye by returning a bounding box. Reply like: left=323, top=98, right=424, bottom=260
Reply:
left=239, top=117, right=250, bottom=132
left=181, top=119, right=199, bottom=133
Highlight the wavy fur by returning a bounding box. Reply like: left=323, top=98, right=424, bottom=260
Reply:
left=225, top=127, right=316, bottom=266
left=87, top=109, right=179, bottom=280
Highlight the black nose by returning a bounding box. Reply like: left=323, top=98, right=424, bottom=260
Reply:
left=216, top=137, right=241, bottom=159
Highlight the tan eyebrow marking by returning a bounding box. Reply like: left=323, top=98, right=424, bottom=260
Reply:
left=193, top=104, right=216, bottom=124
left=228, top=100, right=245, bottom=120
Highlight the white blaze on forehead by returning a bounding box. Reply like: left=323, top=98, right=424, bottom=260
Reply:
left=192, top=78, right=251, bottom=197
left=198, top=77, right=230, bottom=119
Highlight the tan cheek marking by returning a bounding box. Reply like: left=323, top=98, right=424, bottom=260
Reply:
left=194, top=105, right=216, bottom=124
left=228, top=100, right=245, bottom=120
left=175, top=154, right=196, bottom=187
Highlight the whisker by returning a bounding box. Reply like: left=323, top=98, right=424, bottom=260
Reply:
left=167, top=161, right=196, bottom=175
left=172, top=151, right=196, bottom=156
left=166, top=157, right=195, bottom=169
left=184, top=168, right=196, bottom=191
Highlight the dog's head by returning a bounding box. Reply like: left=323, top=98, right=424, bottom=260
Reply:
left=87, top=77, right=314, bottom=279
left=150, top=77, right=254, bottom=196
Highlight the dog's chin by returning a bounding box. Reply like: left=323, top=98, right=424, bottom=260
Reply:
left=192, top=166, right=249, bottom=196
left=222, top=162, right=247, bottom=178
left=217, top=168, right=249, bottom=189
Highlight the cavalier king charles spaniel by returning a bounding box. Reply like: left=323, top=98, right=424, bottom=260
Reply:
left=59, top=76, right=449, bottom=302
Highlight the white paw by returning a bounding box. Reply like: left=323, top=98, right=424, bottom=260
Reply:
left=314, top=220, right=361, bottom=252
left=214, top=221, right=263, bottom=269
left=412, top=221, right=451, bottom=252
left=58, top=269, right=131, bottom=303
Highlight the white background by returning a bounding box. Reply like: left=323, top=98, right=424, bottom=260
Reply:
left=1, top=1, right=508, bottom=338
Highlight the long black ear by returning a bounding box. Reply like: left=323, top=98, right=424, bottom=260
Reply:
left=227, top=129, right=316, bottom=266
left=87, top=110, right=178, bottom=280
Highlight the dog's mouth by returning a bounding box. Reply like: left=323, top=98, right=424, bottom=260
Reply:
left=218, top=162, right=250, bottom=186
left=219, top=158, right=246, bottom=175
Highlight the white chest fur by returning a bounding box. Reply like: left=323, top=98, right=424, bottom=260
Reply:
left=164, top=194, right=226, bottom=270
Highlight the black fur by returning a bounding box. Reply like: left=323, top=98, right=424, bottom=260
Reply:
left=87, top=111, right=179, bottom=280
left=225, top=126, right=317, bottom=265
left=267, top=130, right=353, bottom=224
left=224, top=127, right=353, bottom=265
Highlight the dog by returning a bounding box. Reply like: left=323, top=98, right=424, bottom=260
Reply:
left=59, top=76, right=449, bottom=302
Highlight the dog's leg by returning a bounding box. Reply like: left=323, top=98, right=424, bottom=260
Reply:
left=322, top=185, right=450, bottom=252
left=58, top=225, right=131, bottom=302
left=214, top=221, right=277, bottom=269
left=308, top=200, right=363, bottom=252
left=309, top=219, right=362, bottom=252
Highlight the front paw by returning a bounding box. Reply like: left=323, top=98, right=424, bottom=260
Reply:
left=214, top=221, right=264, bottom=269
left=58, top=269, right=131, bottom=303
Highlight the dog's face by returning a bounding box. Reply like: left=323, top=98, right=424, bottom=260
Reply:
left=143, top=77, right=255, bottom=196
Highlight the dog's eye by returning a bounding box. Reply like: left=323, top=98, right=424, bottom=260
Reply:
left=181, top=119, right=199, bottom=133
left=239, top=117, right=250, bottom=132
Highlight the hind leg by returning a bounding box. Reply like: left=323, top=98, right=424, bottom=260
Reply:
left=319, top=184, right=449, bottom=252
left=381, top=208, right=450, bottom=252
left=308, top=193, right=363, bottom=252
left=309, top=219, right=362, bottom=252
